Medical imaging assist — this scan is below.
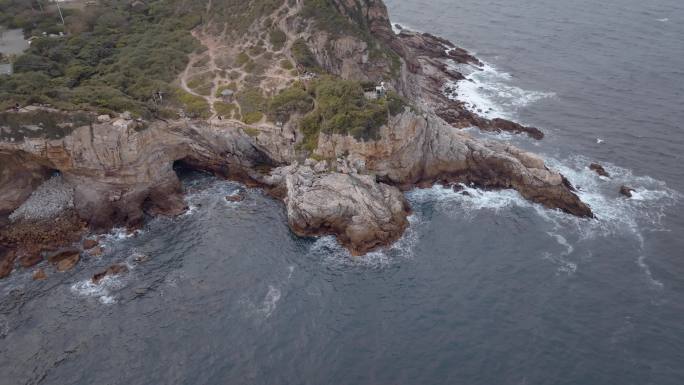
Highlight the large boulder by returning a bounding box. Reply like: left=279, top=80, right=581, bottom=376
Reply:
left=269, top=164, right=410, bottom=255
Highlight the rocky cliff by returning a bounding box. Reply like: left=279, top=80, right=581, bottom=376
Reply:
left=0, top=0, right=592, bottom=278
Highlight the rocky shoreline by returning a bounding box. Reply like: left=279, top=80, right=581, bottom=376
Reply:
left=0, top=0, right=593, bottom=279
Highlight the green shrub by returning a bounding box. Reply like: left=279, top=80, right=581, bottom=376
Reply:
left=242, top=111, right=264, bottom=124
left=298, top=112, right=322, bottom=152
left=243, top=59, right=257, bottom=73
left=267, top=85, right=314, bottom=122
left=0, top=0, right=201, bottom=116
left=214, top=101, right=235, bottom=117
left=280, top=59, right=294, bottom=70
left=291, top=38, right=318, bottom=69
left=243, top=127, right=260, bottom=137
left=236, top=87, right=266, bottom=118
left=187, top=72, right=214, bottom=96
left=385, top=91, right=408, bottom=116
left=269, top=28, right=287, bottom=51
left=294, top=77, right=397, bottom=151
left=235, top=52, right=250, bottom=67
left=174, top=88, right=210, bottom=119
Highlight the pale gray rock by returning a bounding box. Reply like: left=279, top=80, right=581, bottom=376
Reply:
left=277, top=165, right=410, bottom=255
left=9, top=175, right=74, bottom=222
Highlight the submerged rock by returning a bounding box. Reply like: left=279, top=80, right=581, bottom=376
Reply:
left=56, top=254, right=79, bottom=272
left=82, top=239, right=98, bottom=250
left=225, top=191, right=246, bottom=202
left=18, top=250, right=43, bottom=268
left=590, top=163, right=610, bottom=177
left=92, top=264, right=129, bottom=284
left=620, top=185, right=635, bottom=198
left=0, top=248, right=16, bottom=279
left=89, top=246, right=104, bottom=257
left=48, top=249, right=81, bottom=272
left=32, top=268, right=47, bottom=281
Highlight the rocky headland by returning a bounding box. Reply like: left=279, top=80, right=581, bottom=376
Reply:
left=0, top=0, right=592, bottom=278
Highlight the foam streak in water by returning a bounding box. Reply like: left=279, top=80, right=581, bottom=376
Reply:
left=445, top=63, right=555, bottom=120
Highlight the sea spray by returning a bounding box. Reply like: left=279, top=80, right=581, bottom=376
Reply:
left=445, top=62, right=555, bottom=120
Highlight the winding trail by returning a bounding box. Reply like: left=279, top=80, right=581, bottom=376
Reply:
left=178, top=1, right=303, bottom=127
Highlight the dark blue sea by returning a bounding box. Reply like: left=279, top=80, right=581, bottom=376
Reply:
left=1, top=0, right=683, bottom=384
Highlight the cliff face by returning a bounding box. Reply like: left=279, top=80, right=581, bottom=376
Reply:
left=0, top=0, right=593, bottom=278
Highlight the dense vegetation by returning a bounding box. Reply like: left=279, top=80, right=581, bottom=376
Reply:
left=232, top=77, right=407, bottom=150
left=0, top=0, right=66, bottom=36
left=1, top=0, right=406, bottom=138
left=291, top=38, right=319, bottom=70
left=0, top=0, right=201, bottom=116
left=298, top=77, right=408, bottom=151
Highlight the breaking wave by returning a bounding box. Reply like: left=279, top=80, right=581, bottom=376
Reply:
left=404, top=154, right=679, bottom=286
left=69, top=257, right=137, bottom=305
left=70, top=274, right=126, bottom=305
left=445, top=62, right=555, bottom=120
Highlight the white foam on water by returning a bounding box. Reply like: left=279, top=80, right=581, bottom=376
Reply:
left=407, top=184, right=533, bottom=219
left=241, top=284, right=283, bottom=321
left=544, top=232, right=578, bottom=275
left=309, top=236, right=391, bottom=268
left=543, top=156, right=677, bottom=288
left=259, top=285, right=281, bottom=318
left=391, top=22, right=422, bottom=35
left=445, top=63, right=555, bottom=120
left=308, top=213, right=423, bottom=268
left=69, top=250, right=139, bottom=305
left=657, top=18, right=669, bottom=22
left=402, top=154, right=680, bottom=287
left=70, top=275, right=125, bottom=305
left=180, top=203, right=200, bottom=217
left=103, top=227, right=142, bottom=242
left=544, top=155, right=680, bottom=237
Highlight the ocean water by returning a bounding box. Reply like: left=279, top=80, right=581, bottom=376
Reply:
left=1, top=1, right=684, bottom=384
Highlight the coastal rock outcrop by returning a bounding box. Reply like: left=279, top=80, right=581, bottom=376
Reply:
left=266, top=164, right=410, bottom=255
left=590, top=163, right=610, bottom=177
left=620, top=185, right=635, bottom=198
left=0, top=117, right=275, bottom=277
left=315, top=109, right=592, bottom=217
left=0, top=0, right=596, bottom=278
left=92, top=264, right=129, bottom=284
left=0, top=118, right=273, bottom=230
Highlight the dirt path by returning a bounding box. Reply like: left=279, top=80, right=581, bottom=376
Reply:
left=178, top=1, right=302, bottom=126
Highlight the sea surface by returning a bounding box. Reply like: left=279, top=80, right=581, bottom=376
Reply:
left=2, top=1, right=684, bottom=384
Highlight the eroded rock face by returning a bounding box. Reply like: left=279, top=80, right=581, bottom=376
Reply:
left=315, top=110, right=592, bottom=217
left=0, top=119, right=273, bottom=229
left=0, top=153, right=50, bottom=217
left=0, top=118, right=275, bottom=277
left=267, top=164, right=410, bottom=255
left=0, top=0, right=595, bottom=269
